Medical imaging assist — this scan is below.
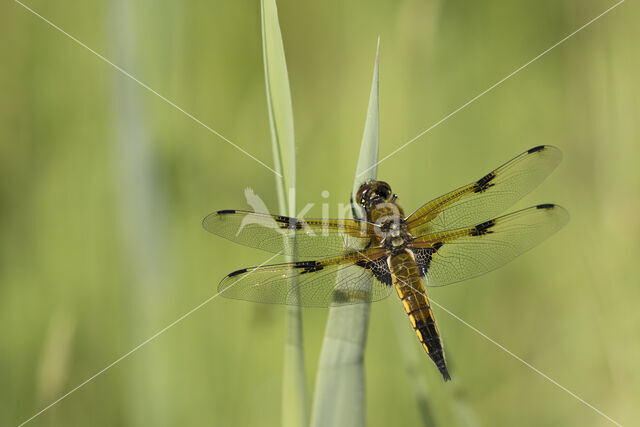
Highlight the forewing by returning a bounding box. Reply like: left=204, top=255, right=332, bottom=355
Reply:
left=411, top=204, right=569, bottom=287
left=203, top=210, right=378, bottom=258
left=217, top=248, right=393, bottom=307
left=406, top=145, right=562, bottom=235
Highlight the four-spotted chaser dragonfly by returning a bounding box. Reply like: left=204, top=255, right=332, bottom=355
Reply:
left=203, top=145, right=569, bottom=381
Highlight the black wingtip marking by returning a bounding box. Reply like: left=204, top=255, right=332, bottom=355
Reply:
left=527, top=145, right=546, bottom=154
left=471, top=219, right=496, bottom=236
left=228, top=268, right=248, bottom=277
left=537, top=203, right=555, bottom=210
left=217, top=209, right=236, bottom=215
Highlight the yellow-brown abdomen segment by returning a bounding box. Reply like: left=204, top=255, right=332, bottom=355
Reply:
left=389, top=250, right=450, bottom=381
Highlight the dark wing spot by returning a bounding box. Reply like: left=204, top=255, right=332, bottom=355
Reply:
left=275, top=215, right=303, bottom=230
left=473, top=172, right=496, bottom=193
left=294, top=261, right=316, bottom=267
left=471, top=219, right=496, bottom=236
left=527, top=145, right=546, bottom=154
left=413, top=243, right=443, bottom=277
left=294, top=260, right=323, bottom=274
left=355, top=256, right=392, bottom=286
left=536, top=203, right=555, bottom=210
left=228, top=268, right=248, bottom=277
left=217, top=209, right=236, bottom=215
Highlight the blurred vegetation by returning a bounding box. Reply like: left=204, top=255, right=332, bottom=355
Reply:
left=1, top=0, right=638, bottom=426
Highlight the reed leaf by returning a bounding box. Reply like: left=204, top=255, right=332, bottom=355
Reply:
left=260, top=1, right=307, bottom=426
left=310, top=38, right=381, bottom=427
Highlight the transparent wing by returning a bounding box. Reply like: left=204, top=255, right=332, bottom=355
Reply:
left=218, top=248, right=394, bottom=307
left=203, top=210, right=379, bottom=258
left=405, top=145, right=562, bottom=235
left=411, top=204, right=569, bottom=287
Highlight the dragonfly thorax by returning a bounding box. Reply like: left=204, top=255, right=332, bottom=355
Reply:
left=379, top=218, right=412, bottom=249
left=366, top=204, right=413, bottom=251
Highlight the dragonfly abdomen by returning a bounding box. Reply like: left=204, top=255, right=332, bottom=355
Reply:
left=389, top=250, right=451, bottom=381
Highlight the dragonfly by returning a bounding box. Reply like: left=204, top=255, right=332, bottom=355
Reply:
left=203, top=145, right=569, bottom=381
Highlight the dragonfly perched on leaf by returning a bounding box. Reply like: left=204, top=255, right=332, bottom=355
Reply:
left=203, top=145, right=569, bottom=381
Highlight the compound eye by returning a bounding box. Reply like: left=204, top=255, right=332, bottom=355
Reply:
left=379, top=184, right=392, bottom=199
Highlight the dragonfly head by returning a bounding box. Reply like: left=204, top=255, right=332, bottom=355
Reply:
left=356, top=180, right=394, bottom=211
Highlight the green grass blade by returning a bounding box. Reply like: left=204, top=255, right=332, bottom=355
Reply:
left=262, top=0, right=295, bottom=202
left=261, top=1, right=307, bottom=426
left=352, top=37, right=381, bottom=192
left=310, top=38, right=380, bottom=427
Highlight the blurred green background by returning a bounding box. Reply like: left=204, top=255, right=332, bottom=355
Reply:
left=1, top=0, right=638, bottom=426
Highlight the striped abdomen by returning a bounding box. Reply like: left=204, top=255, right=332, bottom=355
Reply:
left=389, top=249, right=451, bottom=381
